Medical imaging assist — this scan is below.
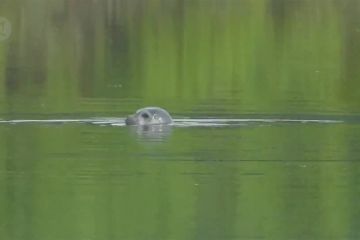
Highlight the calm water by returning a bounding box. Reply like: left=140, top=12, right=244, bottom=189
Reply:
left=1, top=0, right=360, bottom=239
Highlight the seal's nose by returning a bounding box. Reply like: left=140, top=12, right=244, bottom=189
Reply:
left=125, top=115, right=137, bottom=125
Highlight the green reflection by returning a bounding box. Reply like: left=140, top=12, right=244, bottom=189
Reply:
left=0, top=0, right=359, bottom=115
left=1, top=0, right=360, bottom=240
left=1, top=124, right=360, bottom=239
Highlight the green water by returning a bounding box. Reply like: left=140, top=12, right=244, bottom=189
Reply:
left=1, top=0, right=360, bottom=239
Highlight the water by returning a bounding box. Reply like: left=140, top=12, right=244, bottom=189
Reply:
left=1, top=117, right=360, bottom=239
left=1, top=0, right=360, bottom=239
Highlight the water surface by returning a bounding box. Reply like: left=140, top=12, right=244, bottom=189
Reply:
left=1, top=0, right=360, bottom=239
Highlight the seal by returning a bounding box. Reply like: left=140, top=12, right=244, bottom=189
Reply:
left=125, top=107, right=172, bottom=125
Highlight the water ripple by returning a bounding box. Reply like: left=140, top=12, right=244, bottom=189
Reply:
left=0, top=117, right=345, bottom=127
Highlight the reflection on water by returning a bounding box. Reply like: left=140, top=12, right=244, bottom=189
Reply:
left=1, top=0, right=360, bottom=239
left=1, top=122, right=360, bottom=240
left=0, top=0, right=360, bottom=115
left=128, top=124, right=173, bottom=140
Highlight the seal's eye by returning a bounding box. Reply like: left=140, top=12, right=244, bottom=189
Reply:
left=141, top=113, right=150, bottom=119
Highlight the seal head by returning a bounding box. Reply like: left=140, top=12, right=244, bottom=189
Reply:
left=125, top=107, right=172, bottom=125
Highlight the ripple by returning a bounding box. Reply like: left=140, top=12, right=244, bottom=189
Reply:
left=0, top=117, right=345, bottom=127
left=172, top=118, right=343, bottom=127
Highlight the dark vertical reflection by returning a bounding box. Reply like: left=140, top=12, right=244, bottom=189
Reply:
left=0, top=0, right=360, bottom=114
left=5, top=2, right=48, bottom=95
left=268, top=0, right=299, bottom=43
left=175, top=0, right=185, bottom=98
left=341, top=0, right=360, bottom=102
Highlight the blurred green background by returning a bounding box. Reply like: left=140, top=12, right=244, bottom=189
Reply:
left=1, top=1, right=360, bottom=240
left=1, top=0, right=360, bottom=116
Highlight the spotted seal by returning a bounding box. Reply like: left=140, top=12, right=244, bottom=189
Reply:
left=125, top=107, right=172, bottom=125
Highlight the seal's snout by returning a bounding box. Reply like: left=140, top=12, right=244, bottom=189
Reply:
left=125, top=115, right=137, bottom=125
